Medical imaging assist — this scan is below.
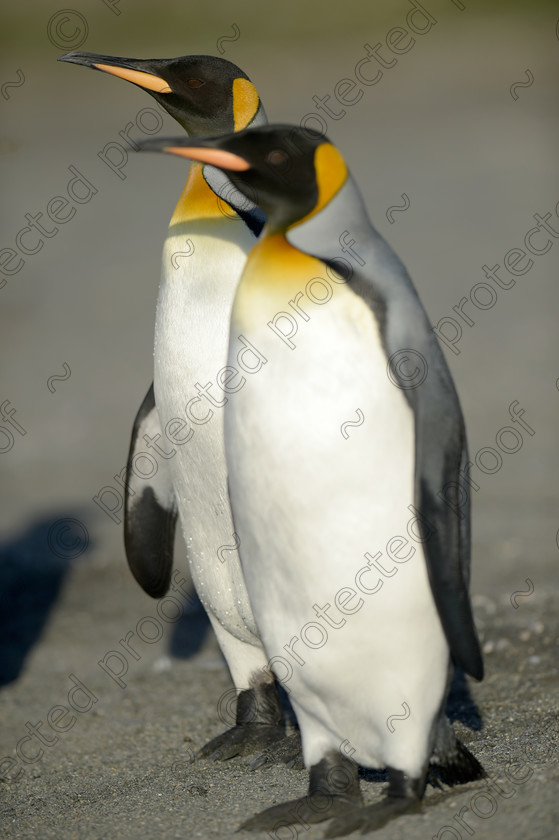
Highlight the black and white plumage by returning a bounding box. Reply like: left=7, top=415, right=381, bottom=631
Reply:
left=138, top=124, right=485, bottom=835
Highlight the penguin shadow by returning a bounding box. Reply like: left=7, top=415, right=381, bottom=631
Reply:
left=0, top=511, right=93, bottom=687
left=168, top=590, right=212, bottom=659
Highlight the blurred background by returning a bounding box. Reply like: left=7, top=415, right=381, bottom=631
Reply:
left=1, top=1, right=557, bottom=837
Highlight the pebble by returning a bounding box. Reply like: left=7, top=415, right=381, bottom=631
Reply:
left=152, top=655, right=173, bottom=673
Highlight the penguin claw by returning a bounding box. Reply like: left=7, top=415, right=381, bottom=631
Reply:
left=322, top=811, right=364, bottom=838
left=323, top=797, right=421, bottom=838
left=248, top=732, right=303, bottom=771
left=197, top=723, right=285, bottom=761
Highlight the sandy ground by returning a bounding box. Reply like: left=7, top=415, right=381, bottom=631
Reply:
left=1, top=2, right=558, bottom=838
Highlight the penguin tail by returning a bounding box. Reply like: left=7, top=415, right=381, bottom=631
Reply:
left=429, top=737, right=486, bottom=786
left=429, top=715, right=485, bottom=786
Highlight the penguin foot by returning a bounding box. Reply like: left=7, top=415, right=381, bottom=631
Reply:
left=197, top=722, right=285, bottom=761
left=323, top=768, right=423, bottom=838
left=240, top=750, right=362, bottom=832
left=198, top=679, right=286, bottom=761
left=240, top=793, right=357, bottom=833
left=248, top=732, right=304, bottom=771
left=323, top=796, right=420, bottom=837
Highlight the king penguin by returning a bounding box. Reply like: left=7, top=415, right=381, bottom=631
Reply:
left=138, top=125, right=485, bottom=835
left=58, top=52, right=292, bottom=762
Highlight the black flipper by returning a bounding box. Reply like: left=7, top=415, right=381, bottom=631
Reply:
left=124, top=383, right=177, bottom=597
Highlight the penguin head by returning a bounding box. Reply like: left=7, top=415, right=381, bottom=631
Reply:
left=136, top=125, right=349, bottom=232
left=57, top=52, right=264, bottom=136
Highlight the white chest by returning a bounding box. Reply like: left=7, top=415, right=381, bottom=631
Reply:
left=154, top=220, right=254, bottom=399
left=225, top=279, right=416, bottom=586
left=224, top=278, right=448, bottom=772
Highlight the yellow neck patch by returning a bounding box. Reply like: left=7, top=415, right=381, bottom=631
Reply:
left=291, top=142, right=348, bottom=229
left=233, top=232, right=329, bottom=329
left=169, top=162, right=224, bottom=225
left=232, top=78, right=260, bottom=131
left=243, top=232, right=325, bottom=294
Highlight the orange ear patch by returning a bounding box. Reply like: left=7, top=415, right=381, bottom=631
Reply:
left=291, top=143, right=348, bottom=229
left=232, top=78, right=260, bottom=131
left=312, top=143, right=348, bottom=216
left=93, top=64, right=172, bottom=93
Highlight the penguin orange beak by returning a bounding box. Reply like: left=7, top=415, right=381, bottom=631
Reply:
left=58, top=52, right=172, bottom=94
left=137, top=138, right=251, bottom=172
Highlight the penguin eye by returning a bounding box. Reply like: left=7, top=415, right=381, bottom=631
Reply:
left=187, top=78, right=205, bottom=88
left=266, top=150, right=289, bottom=167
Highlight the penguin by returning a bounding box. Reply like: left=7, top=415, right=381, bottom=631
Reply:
left=58, top=52, right=291, bottom=762
left=137, top=125, right=485, bottom=835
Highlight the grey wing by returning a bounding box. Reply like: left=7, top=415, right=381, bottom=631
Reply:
left=403, top=341, right=482, bottom=680
left=357, top=282, right=482, bottom=680
left=287, top=176, right=483, bottom=680
left=124, top=383, right=177, bottom=598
